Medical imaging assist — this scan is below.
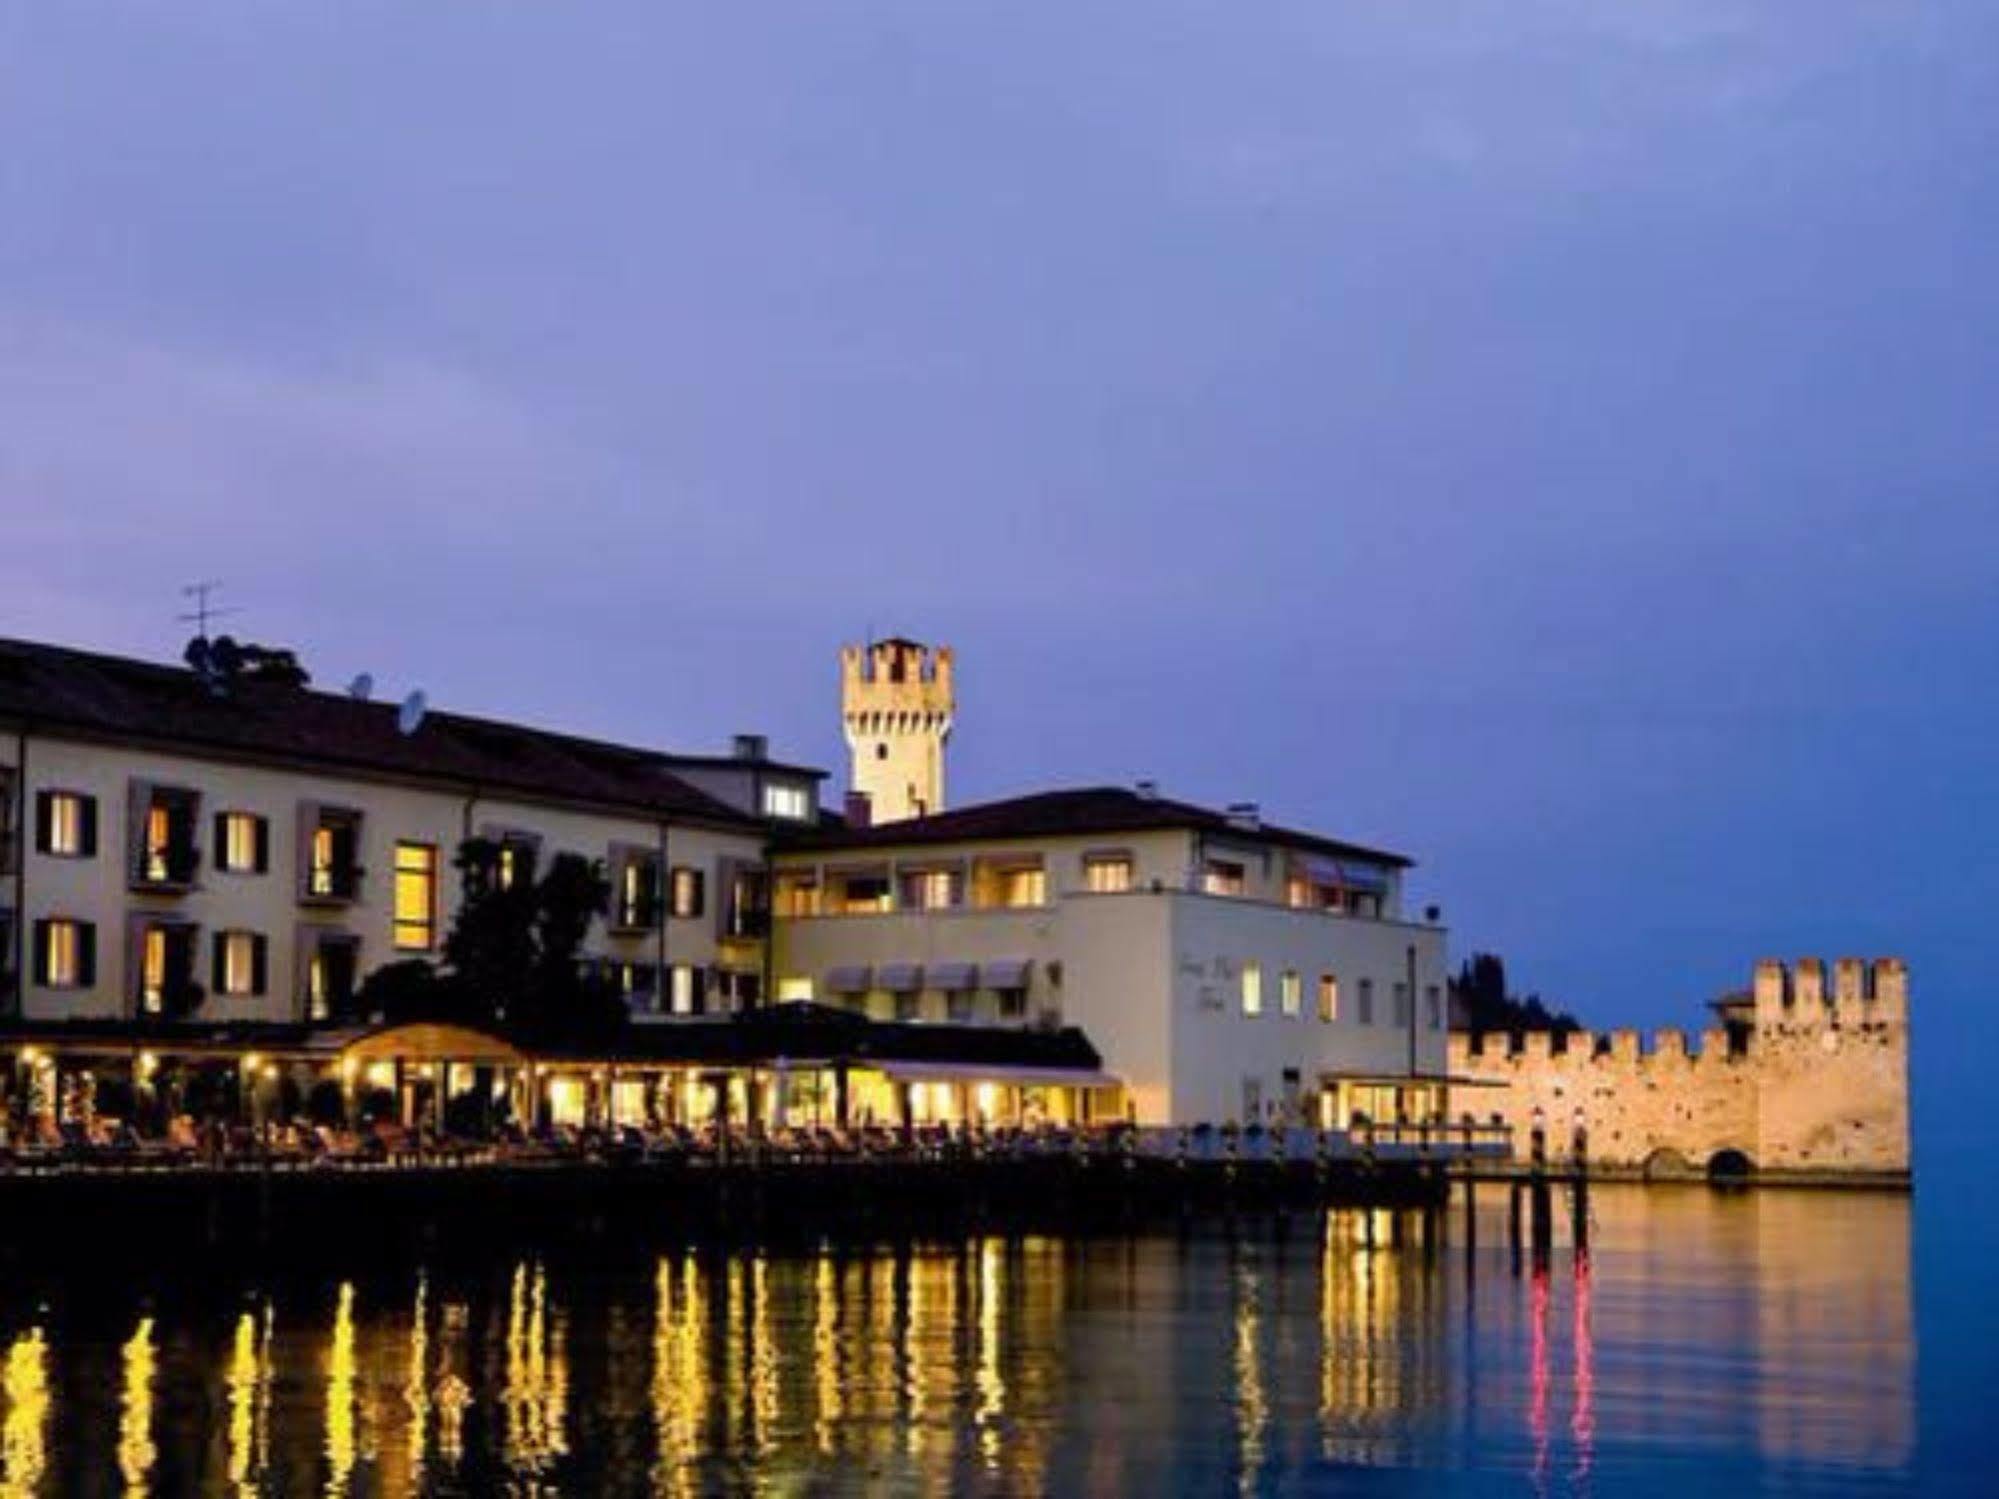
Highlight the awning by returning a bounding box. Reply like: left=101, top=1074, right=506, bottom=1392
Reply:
left=343, top=1023, right=526, bottom=1065
left=981, top=958, right=1032, bottom=989
left=927, top=961, right=978, bottom=991
left=877, top=962, right=923, bottom=992
left=824, top=964, right=873, bottom=993
left=874, top=1061, right=1120, bottom=1088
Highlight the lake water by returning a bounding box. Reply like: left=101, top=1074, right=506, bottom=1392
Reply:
left=0, top=1179, right=1963, bottom=1495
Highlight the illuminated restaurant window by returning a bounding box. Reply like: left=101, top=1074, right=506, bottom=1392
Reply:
left=1280, top=969, right=1302, bottom=1017
left=1318, top=973, right=1339, bottom=1022
left=36, top=790, right=97, bottom=858
left=213, top=812, right=269, bottom=874
left=34, top=917, right=94, bottom=989
left=393, top=842, right=438, bottom=950
left=1084, top=854, right=1133, bottom=893
left=1241, top=962, right=1264, bottom=1017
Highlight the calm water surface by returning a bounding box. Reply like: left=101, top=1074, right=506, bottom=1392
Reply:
left=0, top=1184, right=1932, bottom=1494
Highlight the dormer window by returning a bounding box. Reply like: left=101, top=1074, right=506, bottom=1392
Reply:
left=762, top=782, right=811, bottom=821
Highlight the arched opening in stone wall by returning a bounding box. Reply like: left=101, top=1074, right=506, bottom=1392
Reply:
left=1707, top=1148, right=1755, bottom=1183
left=1641, top=1148, right=1696, bottom=1182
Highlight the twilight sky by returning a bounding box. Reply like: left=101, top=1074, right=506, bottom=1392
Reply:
left=2, top=6, right=1993, bottom=1071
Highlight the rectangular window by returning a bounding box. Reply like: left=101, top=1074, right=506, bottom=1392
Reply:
left=1393, top=981, right=1410, bottom=1027
left=36, top=791, right=97, bottom=858
left=301, top=805, right=363, bottom=902
left=214, top=812, right=269, bottom=875
left=393, top=842, right=438, bottom=950
left=496, top=839, right=534, bottom=892
left=1318, top=974, right=1339, bottom=1023
left=1203, top=860, right=1246, bottom=897
left=212, top=930, right=267, bottom=998
left=1358, top=978, right=1375, bottom=1025
left=835, top=873, right=891, bottom=914
left=996, top=987, right=1027, bottom=1021
left=776, top=976, right=815, bottom=1003
left=1280, top=969, right=1302, bottom=1017
left=615, top=853, right=663, bottom=929
left=34, top=918, right=94, bottom=989
left=897, top=868, right=961, bottom=910
left=668, top=964, right=699, bottom=1016
left=306, top=938, right=360, bottom=1023
left=136, top=923, right=198, bottom=1016
left=670, top=866, right=706, bottom=919
left=997, top=865, right=1046, bottom=908
left=1084, top=855, right=1133, bottom=894
left=1426, top=983, right=1443, bottom=1029
left=761, top=783, right=810, bottom=821
left=774, top=873, right=821, bottom=918
left=1241, top=961, right=1263, bottom=1017
left=609, top=962, right=660, bottom=1015
left=132, top=783, right=200, bottom=887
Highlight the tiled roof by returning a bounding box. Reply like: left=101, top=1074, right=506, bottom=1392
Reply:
left=778, top=785, right=1413, bottom=868
left=0, top=636, right=755, bottom=828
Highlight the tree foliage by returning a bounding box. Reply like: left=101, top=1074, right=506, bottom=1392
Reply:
left=1448, top=952, right=1579, bottom=1034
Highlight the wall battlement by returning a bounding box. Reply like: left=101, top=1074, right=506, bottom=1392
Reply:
left=1449, top=957, right=1911, bottom=1182
left=840, top=639, right=955, bottom=823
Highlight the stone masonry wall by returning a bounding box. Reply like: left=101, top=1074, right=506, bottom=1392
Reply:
left=1446, top=958, right=1910, bottom=1180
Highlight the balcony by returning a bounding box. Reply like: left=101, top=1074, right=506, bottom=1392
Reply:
left=129, top=784, right=202, bottom=894
left=299, top=804, right=364, bottom=907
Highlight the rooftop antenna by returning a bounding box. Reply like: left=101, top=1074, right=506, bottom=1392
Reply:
left=397, top=688, right=429, bottom=736
left=176, top=579, right=239, bottom=642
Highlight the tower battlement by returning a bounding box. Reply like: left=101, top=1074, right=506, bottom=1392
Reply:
left=840, top=638, right=954, bottom=823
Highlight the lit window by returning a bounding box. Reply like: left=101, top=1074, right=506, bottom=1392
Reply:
left=142, top=927, right=168, bottom=1012
left=669, top=964, right=699, bottom=1015
left=1203, top=860, right=1246, bottom=897
left=762, top=783, right=810, bottom=820
left=898, top=868, right=961, bottom=910
left=671, top=866, right=706, bottom=919
left=1286, top=876, right=1312, bottom=909
left=837, top=873, right=891, bottom=914
left=774, top=873, right=821, bottom=918
left=307, top=939, right=359, bottom=1023
left=393, top=842, right=438, bottom=950
left=1241, top=962, right=1263, bottom=1017
left=1280, top=970, right=1302, bottom=1017
left=36, top=918, right=93, bottom=988
left=1318, top=974, right=1339, bottom=1023
left=777, top=976, right=815, bottom=1003
left=997, top=865, right=1046, bottom=908
left=304, top=806, right=362, bottom=901
left=214, top=931, right=265, bottom=997
left=217, top=812, right=267, bottom=874
left=616, top=854, right=662, bottom=928
left=1084, top=855, right=1133, bottom=894
left=37, top=791, right=95, bottom=858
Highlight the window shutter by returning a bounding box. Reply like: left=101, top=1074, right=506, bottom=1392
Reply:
left=33, top=792, right=52, bottom=854
left=295, top=801, right=319, bottom=895
left=212, top=813, right=229, bottom=868
left=254, top=817, right=271, bottom=874
left=77, top=924, right=96, bottom=988
left=212, top=933, right=228, bottom=995
left=251, top=934, right=268, bottom=996
left=691, top=869, right=707, bottom=919
left=79, top=797, right=98, bottom=857
left=30, top=920, right=49, bottom=985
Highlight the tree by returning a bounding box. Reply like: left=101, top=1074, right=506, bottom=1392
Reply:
left=442, top=837, right=540, bottom=1020
left=513, top=851, right=624, bottom=1040
left=1448, top=952, right=1579, bottom=1033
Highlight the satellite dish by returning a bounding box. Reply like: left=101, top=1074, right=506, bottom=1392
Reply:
left=347, top=672, right=374, bottom=701
left=397, top=689, right=428, bottom=736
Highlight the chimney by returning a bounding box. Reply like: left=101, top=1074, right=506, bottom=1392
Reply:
left=843, top=790, right=873, bottom=829
left=1225, top=801, right=1261, bottom=832
left=732, top=733, right=768, bottom=762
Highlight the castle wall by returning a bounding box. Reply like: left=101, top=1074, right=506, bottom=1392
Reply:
left=1447, top=958, right=1910, bottom=1180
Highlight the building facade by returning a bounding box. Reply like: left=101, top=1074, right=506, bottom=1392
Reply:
left=770, top=786, right=1451, bottom=1126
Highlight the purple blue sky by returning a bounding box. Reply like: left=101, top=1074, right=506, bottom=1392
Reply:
left=2, top=6, right=1993, bottom=1059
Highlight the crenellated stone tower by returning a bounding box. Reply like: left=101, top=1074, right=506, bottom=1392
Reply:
left=841, top=638, right=954, bottom=824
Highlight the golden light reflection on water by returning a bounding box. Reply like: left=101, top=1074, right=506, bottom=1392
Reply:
left=0, top=1187, right=1919, bottom=1491
left=117, top=1316, right=157, bottom=1494
left=0, top=1328, right=47, bottom=1499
